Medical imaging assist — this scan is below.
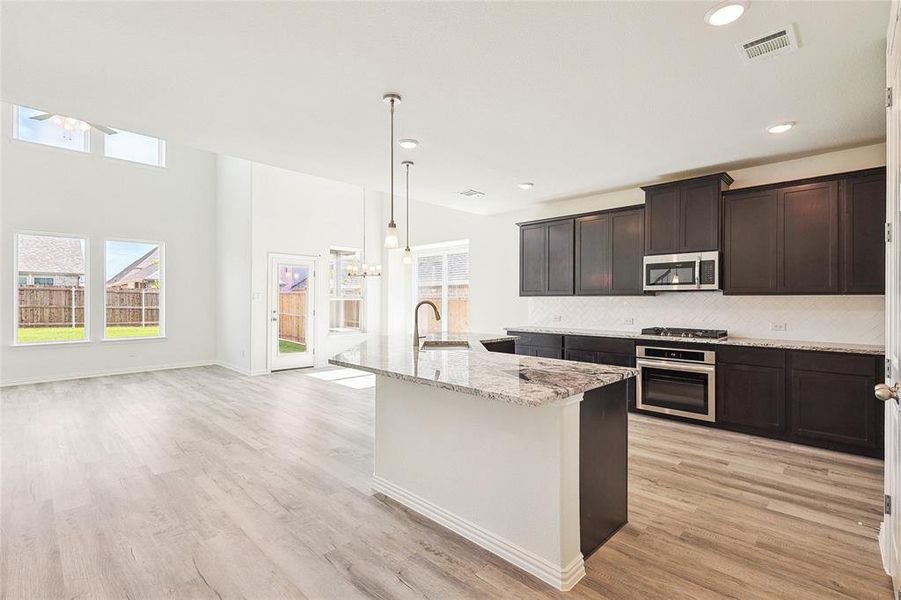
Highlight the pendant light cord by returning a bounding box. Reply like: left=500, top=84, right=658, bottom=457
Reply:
left=389, top=99, right=395, bottom=226
left=405, top=162, right=411, bottom=249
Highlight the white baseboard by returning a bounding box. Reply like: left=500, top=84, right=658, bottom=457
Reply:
left=371, top=475, right=585, bottom=591
left=1, top=360, right=216, bottom=387
left=213, top=361, right=253, bottom=376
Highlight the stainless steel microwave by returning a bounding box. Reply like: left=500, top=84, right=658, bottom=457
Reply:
left=643, top=251, right=720, bottom=292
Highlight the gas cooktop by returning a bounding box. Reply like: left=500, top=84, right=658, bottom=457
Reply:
left=640, top=327, right=728, bottom=340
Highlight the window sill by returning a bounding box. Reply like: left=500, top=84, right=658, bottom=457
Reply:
left=11, top=340, right=91, bottom=348
left=102, top=336, right=167, bottom=343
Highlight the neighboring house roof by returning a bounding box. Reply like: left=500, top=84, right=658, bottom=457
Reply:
left=106, top=247, right=160, bottom=286
left=17, top=234, right=85, bottom=274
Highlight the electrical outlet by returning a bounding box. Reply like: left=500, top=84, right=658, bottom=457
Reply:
left=551, top=315, right=562, bottom=323
left=624, top=318, right=635, bottom=326
left=770, top=322, right=787, bottom=332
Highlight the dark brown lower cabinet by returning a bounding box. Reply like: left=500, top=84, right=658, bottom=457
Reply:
left=789, top=351, right=881, bottom=454
left=511, top=332, right=564, bottom=359
left=717, top=364, right=786, bottom=433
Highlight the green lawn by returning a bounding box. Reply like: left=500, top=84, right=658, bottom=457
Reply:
left=279, top=339, right=306, bottom=353
left=17, top=325, right=161, bottom=343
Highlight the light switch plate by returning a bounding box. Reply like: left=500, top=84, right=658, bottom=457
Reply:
left=551, top=315, right=562, bottom=322
left=624, top=318, right=635, bottom=325
left=770, top=322, right=787, bottom=331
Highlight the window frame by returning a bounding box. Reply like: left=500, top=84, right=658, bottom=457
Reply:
left=102, top=238, right=166, bottom=342
left=12, top=230, right=91, bottom=347
left=102, top=127, right=167, bottom=168
left=412, top=240, right=470, bottom=335
left=328, top=246, right=364, bottom=334
left=12, top=105, right=91, bottom=154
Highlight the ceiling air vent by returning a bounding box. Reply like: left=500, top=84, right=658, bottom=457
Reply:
left=459, top=189, right=485, bottom=197
left=736, top=25, right=799, bottom=63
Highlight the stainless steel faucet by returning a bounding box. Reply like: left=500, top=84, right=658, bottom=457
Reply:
left=413, top=300, right=441, bottom=346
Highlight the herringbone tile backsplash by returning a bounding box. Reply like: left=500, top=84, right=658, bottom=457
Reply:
left=528, top=293, right=885, bottom=344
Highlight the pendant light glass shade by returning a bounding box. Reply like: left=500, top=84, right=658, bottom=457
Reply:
left=402, top=248, right=413, bottom=265
left=384, top=223, right=399, bottom=249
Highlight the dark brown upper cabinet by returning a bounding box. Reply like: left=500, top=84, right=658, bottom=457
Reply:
left=642, top=173, right=733, bottom=255
left=723, top=168, right=884, bottom=295
left=574, top=207, right=645, bottom=296
left=519, top=219, right=574, bottom=296
left=520, top=205, right=644, bottom=297
left=778, top=180, right=839, bottom=294
left=723, top=189, right=779, bottom=294
left=841, top=170, right=886, bottom=294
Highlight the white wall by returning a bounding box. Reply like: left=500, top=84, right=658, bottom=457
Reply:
left=216, top=156, right=253, bottom=374
left=247, top=162, right=384, bottom=372
left=1, top=103, right=218, bottom=385
left=403, top=143, right=887, bottom=345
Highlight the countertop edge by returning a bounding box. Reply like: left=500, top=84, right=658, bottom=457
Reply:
left=505, top=326, right=885, bottom=356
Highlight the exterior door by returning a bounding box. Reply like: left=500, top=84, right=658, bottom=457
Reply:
left=882, top=2, right=901, bottom=588
left=268, top=254, right=315, bottom=371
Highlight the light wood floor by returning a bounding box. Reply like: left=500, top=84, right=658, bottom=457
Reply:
left=1, top=366, right=893, bottom=599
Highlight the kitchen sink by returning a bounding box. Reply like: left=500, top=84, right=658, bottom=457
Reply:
left=420, top=340, right=470, bottom=350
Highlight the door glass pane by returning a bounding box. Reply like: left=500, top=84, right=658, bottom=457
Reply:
left=278, top=264, right=308, bottom=354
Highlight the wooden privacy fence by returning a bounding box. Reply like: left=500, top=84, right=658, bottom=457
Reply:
left=279, top=290, right=307, bottom=342
left=17, top=285, right=159, bottom=328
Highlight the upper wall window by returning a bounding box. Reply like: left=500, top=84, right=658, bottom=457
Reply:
left=104, top=128, right=166, bottom=167
left=15, top=233, right=88, bottom=344
left=13, top=105, right=90, bottom=153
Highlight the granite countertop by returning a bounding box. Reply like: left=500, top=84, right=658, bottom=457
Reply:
left=505, top=325, right=885, bottom=356
left=328, top=332, right=637, bottom=407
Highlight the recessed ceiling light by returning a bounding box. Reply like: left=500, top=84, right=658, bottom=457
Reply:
left=767, top=121, right=795, bottom=134
left=704, top=0, right=748, bottom=26
left=518, top=182, right=534, bottom=190
left=398, top=139, right=419, bottom=149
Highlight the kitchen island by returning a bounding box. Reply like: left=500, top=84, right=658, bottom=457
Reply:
left=329, top=333, right=637, bottom=591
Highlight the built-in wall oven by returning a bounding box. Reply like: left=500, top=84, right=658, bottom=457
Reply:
left=635, top=345, right=716, bottom=422
left=643, top=251, right=720, bottom=292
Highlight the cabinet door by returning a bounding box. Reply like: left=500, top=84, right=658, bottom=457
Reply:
left=575, top=214, right=611, bottom=295
left=718, top=362, right=786, bottom=432
left=610, top=209, right=645, bottom=295
left=564, top=349, right=598, bottom=363
left=841, top=172, right=886, bottom=294
left=723, top=189, right=779, bottom=294
left=520, top=223, right=547, bottom=295
left=644, top=185, right=680, bottom=255
left=547, top=219, right=575, bottom=295
left=680, top=178, right=720, bottom=252
left=790, top=352, right=879, bottom=451
left=778, top=181, right=839, bottom=294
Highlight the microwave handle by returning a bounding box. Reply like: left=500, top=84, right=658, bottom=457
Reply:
left=695, top=257, right=701, bottom=289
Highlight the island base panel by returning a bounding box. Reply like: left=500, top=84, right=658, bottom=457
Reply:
left=579, top=380, right=629, bottom=557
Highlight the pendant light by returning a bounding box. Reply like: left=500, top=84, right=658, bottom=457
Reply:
left=402, top=160, right=414, bottom=265
left=383, top=93, right=401, bottom=249
left=347, top=188, right=382, bottom=277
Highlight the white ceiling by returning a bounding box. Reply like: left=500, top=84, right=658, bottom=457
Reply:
left=1, top=1, right=890, bottom=214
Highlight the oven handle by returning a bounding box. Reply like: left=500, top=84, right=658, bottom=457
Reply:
left=636, top=358, right=716, bottom=374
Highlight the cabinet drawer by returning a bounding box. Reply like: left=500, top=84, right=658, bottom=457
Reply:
left=509, top=332, right=563, bottom=349
left=790, top=351, right=876, bottom=376
left=565, top=335, right=634, bottom=354
left=716, top=345, right=785, bottom=368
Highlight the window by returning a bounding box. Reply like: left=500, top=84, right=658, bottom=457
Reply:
left=105, top=240, right=163, bottom=339
left=413, top=242, right=470, bottom=335
left=104, top=128, right=165, bottom=167
left=13, top=105, right=89, bottom=152
left=329, top=248, right=363, bottom=332
left=15, top=233, right=87, bottom=344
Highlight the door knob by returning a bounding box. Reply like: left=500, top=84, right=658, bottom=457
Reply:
left=875, top=383, right=900, bottom=402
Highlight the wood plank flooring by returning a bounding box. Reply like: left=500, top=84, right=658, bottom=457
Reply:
left=1, top=366, right=893, bottom=599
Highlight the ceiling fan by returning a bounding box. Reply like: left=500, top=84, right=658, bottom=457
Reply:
left=29, top=112, right=117, bottom=135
